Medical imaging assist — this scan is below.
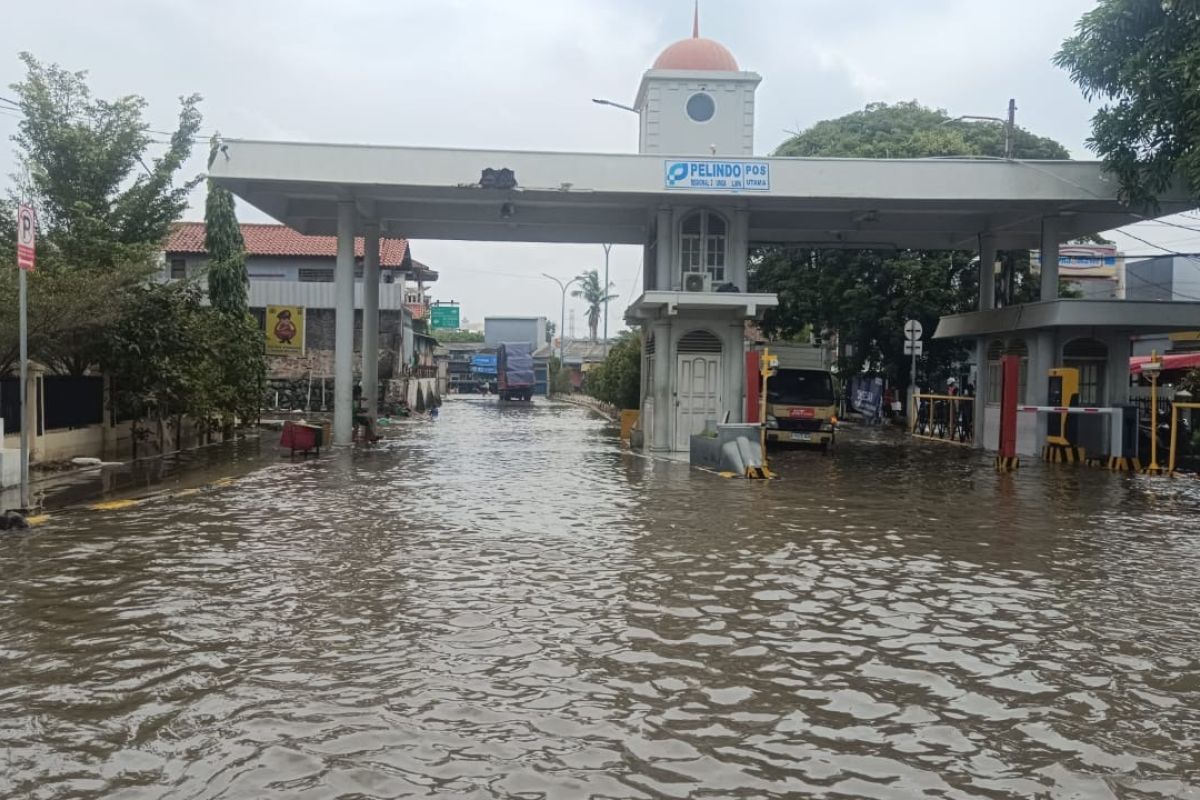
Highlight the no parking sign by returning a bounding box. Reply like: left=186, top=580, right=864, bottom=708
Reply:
left=16, top=204, right=36, bottom=271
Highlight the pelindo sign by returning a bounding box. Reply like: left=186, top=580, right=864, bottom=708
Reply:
left=664, top=159, right=771, bottom=192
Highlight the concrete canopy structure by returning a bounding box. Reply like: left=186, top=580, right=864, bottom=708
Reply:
left=209, top=15, right=1194, bottom=452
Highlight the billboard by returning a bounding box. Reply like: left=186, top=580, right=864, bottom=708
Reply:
left=430, top=304, right=461, bottom=330
left=265, top=305, right=305, bottom=356
left=1032, top=245, right=1121, bottom=277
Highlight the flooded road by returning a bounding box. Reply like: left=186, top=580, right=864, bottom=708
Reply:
left=3, top=398, right=1200, bottom=799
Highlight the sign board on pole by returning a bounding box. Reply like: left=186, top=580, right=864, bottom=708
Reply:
left=16, top=204, right=36, bottom=272
left=904, top=340, right=924, bottom=356
left=265, top=305, right=305, bottom=356
left=430, top=304, right=461, bottom=330
left=903, top=319, right=923, bottom=341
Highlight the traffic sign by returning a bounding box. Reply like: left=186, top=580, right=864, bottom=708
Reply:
left=429, top=303, right=460, bottom=330
left=903, top=319, right=923, bottom=341
left=904, top=340, right=924, bottom=356
left=16, top=204, right=36, bottom=272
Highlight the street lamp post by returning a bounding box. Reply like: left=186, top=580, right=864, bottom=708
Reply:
left=544, top=273, right=581, bottom=371
left=941, top=99, right=1017, bottom=158
left=602, top=243, right=612, bottom=357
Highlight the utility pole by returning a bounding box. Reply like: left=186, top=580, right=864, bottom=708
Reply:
left=1005, top=98, right=1017, bottom=159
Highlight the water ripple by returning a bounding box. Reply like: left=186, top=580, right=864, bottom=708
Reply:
left=2, top=398, right=1199, bottom=798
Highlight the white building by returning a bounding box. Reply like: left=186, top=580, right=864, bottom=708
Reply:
left=210, top=14, right=1196, bottom=453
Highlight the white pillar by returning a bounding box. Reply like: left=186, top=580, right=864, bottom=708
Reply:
left=362, top=222, right=381, bottom=418
left=655, top=207, right=672, bottom=292
left=334, top=200, right=356, bottom=446
left=726, top=319, right=745, bottom=421
left=730, top=208, right=751, bottom=291
left=979, top=233, right=996, bottom=311
left=651, top=320, right=672, bottom=451
left=1030, top=330, right=1056, bottom=445
left=1040, top=216, right=1060, bottom=302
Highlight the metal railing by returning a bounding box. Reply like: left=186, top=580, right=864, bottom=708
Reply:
left=911, top=393, right=974, bottom=444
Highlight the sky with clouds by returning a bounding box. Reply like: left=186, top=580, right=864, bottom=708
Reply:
left=2, top=0, right=1197, bottom=334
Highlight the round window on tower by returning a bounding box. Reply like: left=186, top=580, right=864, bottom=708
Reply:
left=686, top=92, right=716, bottom=123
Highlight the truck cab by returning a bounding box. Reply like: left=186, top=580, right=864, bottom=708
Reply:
left=761, top=345, right=837, bottom=449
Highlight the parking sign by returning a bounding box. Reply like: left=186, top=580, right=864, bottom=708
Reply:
left=16, top=204, right=36, bottom=272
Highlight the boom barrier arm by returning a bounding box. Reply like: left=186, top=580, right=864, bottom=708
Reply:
left=1016, top=405, right=1124, bottom=459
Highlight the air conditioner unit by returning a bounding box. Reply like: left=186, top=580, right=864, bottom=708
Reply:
left=683, top=272, right=711, bottom=293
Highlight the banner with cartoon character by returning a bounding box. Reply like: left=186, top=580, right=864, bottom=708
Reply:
left=265, top=306, right=305, bottom=356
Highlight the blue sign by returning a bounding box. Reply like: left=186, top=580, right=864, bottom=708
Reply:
left=471, top=354, right=497, bottom=375
left=850, top=376, right=884, bottom=420
left=664, top=159, right=771, bottom=192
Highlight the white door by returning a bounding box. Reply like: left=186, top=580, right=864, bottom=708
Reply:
left=675, top=354, right=722, bottom=450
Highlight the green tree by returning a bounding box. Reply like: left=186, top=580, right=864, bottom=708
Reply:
left=571, top=269, right=618, bottom=343
left=585, top=331, right=641, bottom=410
left=755, top=101, right=1073, bottom=387
left=776, top=100, right=1068, bottom=160
left=202, top=134, right=263, bottom=428
left=1055, top=0, right=1200, bottom=206
left=204, top=135, right=248, bottom=315
left=102, top=282, right=223, bottom=452
left=545, top=319, right=556, bottom=345
left=434, top=329, right=485, bottom=344
left=1, top=52, right=202, bottom=374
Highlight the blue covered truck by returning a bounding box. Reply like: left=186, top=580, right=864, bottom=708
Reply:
left=496, top=342, right=535, bottom=401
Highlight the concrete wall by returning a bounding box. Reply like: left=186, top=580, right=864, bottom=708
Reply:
left=263, top=307, right=408, bottom=381
left=2, top=417, right=228, bottom=468
left=638, top=72, right=759, bottom=156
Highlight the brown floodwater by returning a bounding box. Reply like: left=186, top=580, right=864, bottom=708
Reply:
left=2, top=398, right=1199, bottom=799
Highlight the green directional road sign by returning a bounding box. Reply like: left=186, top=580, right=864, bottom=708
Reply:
left=430, top=304, right=461, bottom=330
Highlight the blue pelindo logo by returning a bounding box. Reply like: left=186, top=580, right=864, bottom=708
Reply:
left=666, top=162, right=690, bottom=184
left=663, top=159, right=770, bottom=191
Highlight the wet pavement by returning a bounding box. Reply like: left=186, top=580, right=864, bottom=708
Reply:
left=2, top=397, right=1199, bottom=799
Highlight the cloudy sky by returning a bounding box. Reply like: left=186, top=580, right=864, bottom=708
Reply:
left=3, top=0, right=1197, bottom=333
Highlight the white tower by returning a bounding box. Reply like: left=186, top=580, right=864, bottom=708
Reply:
left=634, top=4, right=761, bottom=156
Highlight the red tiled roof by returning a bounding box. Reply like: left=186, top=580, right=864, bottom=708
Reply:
left=165, top=222, right=412, bottom=268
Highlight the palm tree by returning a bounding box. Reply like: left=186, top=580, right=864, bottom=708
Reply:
left=571, top=270, right=618, bottom=343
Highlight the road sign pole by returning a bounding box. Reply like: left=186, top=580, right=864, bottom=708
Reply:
left=18, top=266, right=29, bottom=510
left=908, top=347, right=917, bottom=428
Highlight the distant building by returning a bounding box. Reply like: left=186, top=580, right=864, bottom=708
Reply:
left=1125, top=254, right=1200, bottom=368
left=484, top=317, right=547, bottom=349
left=163, top=222, right=439, bottom=380
left=1032, top=244, right=1124, bottom=300
left=1124, top=254, right=1200, bottom=303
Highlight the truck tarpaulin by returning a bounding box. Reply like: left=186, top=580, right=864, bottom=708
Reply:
left=498, top=342, right=535, bottom=389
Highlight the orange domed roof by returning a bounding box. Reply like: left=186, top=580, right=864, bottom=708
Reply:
left=653, top=37, right=739, bottom=71
left=651, top=4, right=739, bottom=71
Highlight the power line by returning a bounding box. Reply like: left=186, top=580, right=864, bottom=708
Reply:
left=1011, top=157, right=1200, bottom=238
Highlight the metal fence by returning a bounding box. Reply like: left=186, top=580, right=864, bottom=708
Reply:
left=1, top=375, right=105, bottom=436
left=43, top=376, right=104, bottom=430
left=911, top=394, right=974, bottom=444
left=0, top=377, right=19, bottom=434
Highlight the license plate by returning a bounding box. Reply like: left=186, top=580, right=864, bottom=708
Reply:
left=790, top=432, right=812, bottom=442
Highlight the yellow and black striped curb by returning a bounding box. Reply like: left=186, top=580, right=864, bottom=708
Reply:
left=21, top=474, right=244, bottom=527
left=1042, top=444, right=1086, bottom=464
